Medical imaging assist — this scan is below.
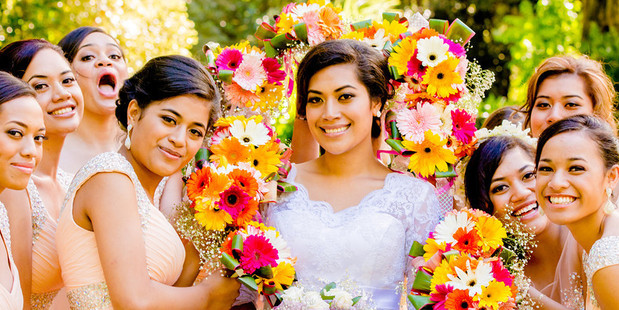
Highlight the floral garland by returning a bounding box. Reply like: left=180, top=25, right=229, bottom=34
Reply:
left=408, top=209, right=535, bottom=310
left=276, top=281, right=375, bottom=310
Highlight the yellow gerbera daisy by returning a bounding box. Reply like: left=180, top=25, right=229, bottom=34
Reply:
left=276, top=13, right=295, bottom=34
left=422, top=238, right=446, bottom=260
left=388, top=36, right=417, bottom=76
left=254, top=83, right=285, bottom=112
left=340, top=30, right=364, bottom=41
left=475, top=280, right=511, bottom=309
left=430, top=257, right=456, bottom=293
left=249, top=146, right=281, bottom=177
left=193, top=199, right=233, bottom=231
left=402, top=131, right=457, bottom=177
left=210, top=137, right=251, bottom=166
left=264, top=262, right=296, bottom=291
left=214, top=115, right=263, bottom=128
left=373, top=19, right=408, bottom=43
left=475, top=215, right=507, bottom=253
left=422, top=56, right=463, bottom=98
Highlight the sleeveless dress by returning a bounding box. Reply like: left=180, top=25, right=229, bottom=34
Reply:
left=27, top=179, right=64, bottom=309
left=0, top=202, right=24, bottom=310
left=582, top=235, right=619, bottom=309
left=56, top=152, right=185, bottom=309
left=266, top=166, right=443, bottom=309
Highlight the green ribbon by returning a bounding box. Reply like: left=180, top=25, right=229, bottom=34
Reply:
left=352, top=296, right=361, bottom=306
left=412, top=269, right=433, bottom=291
left=320, top=282, right=337, bottom=300
left=220, top=252, right=240, bottom=270
left=429, top=19, right=449, bottom=34
left=435, top=163, right=456, bottom=178
left=255, top=22, right=277, bottom=40
left=351, top=19, right=372, bottom=30
left=409, top=241, right=426, bottom=257
left=218, top=70, right=234, bottom=83
left=238, top=275, right=259, bottom=291
left=270, top=33, right=295, bottom=49
left=231, top=234, right=244, bottom=255
left=408, top=295, right=433, bottom=310
left=442, top=250, right=460, bottom=261
left=389, top=65, right=402, bottom=81
left=446, top=18, right=475, bottom=45
left=255, top=265, right=274, bottom=279
left=263, top=41, right=278, bottom=58
left=277, top=181, right=298, bottom=193
left=293, top=23, right=308, bottom=42
left=385, top=139, right=409, bottom=155
left=382, top=12, right=400, bottom=22
left=194, top=147, right=209, bottom=164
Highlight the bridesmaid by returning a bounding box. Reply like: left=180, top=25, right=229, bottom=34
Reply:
left=0, top=72, right=46, bottom=309
left=57, top=26, right=129, bottom=174
left=0, top=39, right=84, bottom=309
left=465, top=135, right=583, bottom=309
left=56, top=55, right=239, bottom=309
left=536, top=115, right=619, bottom=309
left=521, top=55, right=616, bottom=138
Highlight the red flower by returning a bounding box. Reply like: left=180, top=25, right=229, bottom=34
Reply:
left=430, top=284, right=454, bottom=310
left=445, top=289, right=475, bottom=310
left=453, top=227, right=481, bottom=254
left=262, top=57, right=286, bottom=85
left=491, top=260, right=514, bottom=287
left=216, top=48, right=243, bottom=71
left=451, top=109, right=476, bottom=144
left=240, top=235, right=279, bottom=274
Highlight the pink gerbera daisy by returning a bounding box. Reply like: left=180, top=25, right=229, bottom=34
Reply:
left=396, top=102, right=442, bottom=143
left=262, top=57, right=286, bottom=85
left=210, top=127, right=231, bottom=145
left=216, top=48, right=244, bottom=71
left=491, top=260, right=514, bottom=287
left=240, top=235, right=279, bottom=274
left=224, top=83, right=259, bottom=107
left=406, top=50, right=426, bottom=79
left=429, top=284, right=453, bottom=310
left=442, top=36, right=466, bottom=58
left=451, top=109, right=476, bottom=144
left=233, top=54, right=267, bottom=91
left=216, top=185, right=251, bottom=220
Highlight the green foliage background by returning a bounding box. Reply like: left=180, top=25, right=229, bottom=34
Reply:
left=1, top=0, right=617, bottom=137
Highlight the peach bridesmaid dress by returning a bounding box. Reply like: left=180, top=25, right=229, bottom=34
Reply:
left=0, top=202, right=24, bottom=309
left=56, top=152, right=185, bottom=309
left=27, top=180, right=64, bottom=309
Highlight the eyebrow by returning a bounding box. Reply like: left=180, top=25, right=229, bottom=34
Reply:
left=77, top=43, right=121, bottom=52
left=26, top=70, right=74, bottom=83
left=535, top=94, right=584, bottom=100
left=491, top=164, right=534, bottom=183
left=162, top=109, right=206, bottom=129
left=7, top=121, right=44, bottom=132
left=308, top=85, right=357, bottom=95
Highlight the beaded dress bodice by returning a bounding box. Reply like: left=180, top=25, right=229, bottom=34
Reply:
left=266, top=166, right=443, bottom=309
left=582, top=235, right=619, bottom=309
left=56, top=152, right=185, bottom=310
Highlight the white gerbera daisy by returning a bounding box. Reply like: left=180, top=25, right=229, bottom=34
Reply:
left=416, top=36, right=449, bottom=67
left=447, top=260, right=494, bottom=297
left=433, top=211, right=474, bottom=244
left=364, top=28, right=389, bottom=50
left=229, top=119, right=270, bottom=146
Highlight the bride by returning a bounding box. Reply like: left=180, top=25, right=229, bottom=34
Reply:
left=266, top=40, right=444, bottom=309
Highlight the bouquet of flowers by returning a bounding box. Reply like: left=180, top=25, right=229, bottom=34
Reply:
left=254, top=0, right=345, bottom=58
left=204, top=41, right=287, bottom=113
left=276, top=282, right=374, bottom=310
left=220, top=221, right=296, bottom=307
left=382, top=18, right=495, bottom=180
left=407, top=209, right=519, bottom=310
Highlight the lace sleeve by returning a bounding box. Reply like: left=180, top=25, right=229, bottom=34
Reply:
left=401, top=178, right=443, bottom=307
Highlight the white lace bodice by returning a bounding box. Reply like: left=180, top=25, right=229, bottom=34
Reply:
left=266, top=166, right=443, bottom=309
left=582, top=235, right=619, bottom=309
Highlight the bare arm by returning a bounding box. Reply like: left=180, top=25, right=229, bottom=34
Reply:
left=74, top=172, right=239, bottom=310
left=290, top=118, right=319, bottom=164
left=591, top=265, right=619, bottom=309
left=0, top=189, right=33, bottom=309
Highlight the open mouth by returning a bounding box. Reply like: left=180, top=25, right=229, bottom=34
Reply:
left=97, top=73, right=117, bottom=96
left=548, top=195, right=576, bottom=205
left=511, top=202, right=539, bottom=218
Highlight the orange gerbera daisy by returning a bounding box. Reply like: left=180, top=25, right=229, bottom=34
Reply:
left=192, top=167, right=232, bottom=200
left=318, top=6, right=343, bottom=39
left=210, top=137, right=250, bottom=166
left=411, top=27, right=440, bottom=41
left=228, top=168, right=260, bottom=197
left=453, top=227, right=482, bottom=254
left=249, top=146, right=281, bottom=177
left=234, top=198, right=259, bottom=227
left=186, top=167, right=211, bottom=201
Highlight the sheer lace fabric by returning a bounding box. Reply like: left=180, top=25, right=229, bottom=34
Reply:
left=582, top=235, right=619, bottom=309
left=265, top=166, right=443, bottom=309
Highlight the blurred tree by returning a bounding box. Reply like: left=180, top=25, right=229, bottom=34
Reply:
left=0, top=0, right=197, bottom=72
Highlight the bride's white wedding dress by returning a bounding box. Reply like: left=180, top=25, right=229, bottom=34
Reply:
left=266, top=166, right=443, bottom=309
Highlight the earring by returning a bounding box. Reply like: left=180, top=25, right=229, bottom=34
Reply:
left=375, top=110, right=382, bottom=118
left=603, top=187, right=617, bottom=215
left=124, top=124, right=133, bottom=150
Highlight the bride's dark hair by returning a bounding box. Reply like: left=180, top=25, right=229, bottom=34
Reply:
left=115, top=55, right=221, bottom=131
left=296, top=39, right=393, bottom=138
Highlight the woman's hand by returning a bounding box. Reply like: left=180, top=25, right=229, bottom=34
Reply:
left=200, top=273, right=241, bottom=310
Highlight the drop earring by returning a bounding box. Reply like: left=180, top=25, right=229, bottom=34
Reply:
left=124, top=124, right=133, bottom=150
left=603, top=187, right=616, bottom=215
